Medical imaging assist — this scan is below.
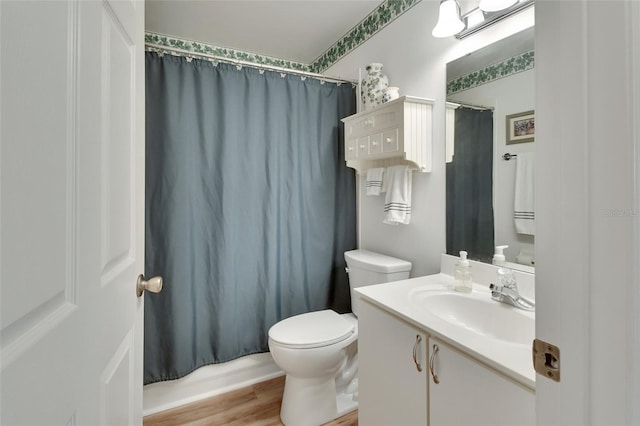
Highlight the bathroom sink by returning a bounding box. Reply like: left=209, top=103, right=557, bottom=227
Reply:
left=409, top=289, right=534, bottom=346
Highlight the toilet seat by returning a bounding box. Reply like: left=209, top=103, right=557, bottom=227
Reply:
left=269, top=310, right=355, bottom=349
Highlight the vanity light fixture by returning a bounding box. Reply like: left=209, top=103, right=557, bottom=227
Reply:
left=432, top=0, right=465, bottom=38
left=465, top=8, right=486, bottom=28
left=453, top=0, right=534, bottom=40
left=478, top=0, right=518, bottom=12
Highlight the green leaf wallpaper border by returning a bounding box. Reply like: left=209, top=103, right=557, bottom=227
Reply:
left=309, top=0, right=423, bottom=73
left=447, top=50, right=535, bottom=96
left=145, top=0, right=423, bottom=75
left=145, top=32, right=311, bottom=72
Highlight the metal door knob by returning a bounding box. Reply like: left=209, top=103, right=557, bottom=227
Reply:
left=136, top=275, right=163, bottom=297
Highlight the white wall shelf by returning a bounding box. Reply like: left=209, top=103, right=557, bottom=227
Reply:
left=341, top=96, right=434, bottom=174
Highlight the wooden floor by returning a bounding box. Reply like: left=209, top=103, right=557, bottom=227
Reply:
left=144, top=375, right=358, bottom=426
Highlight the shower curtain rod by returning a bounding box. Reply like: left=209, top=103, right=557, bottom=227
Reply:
left=447, top=100, right=494, bottom=111
left=145, top=43, right=357, bottom=85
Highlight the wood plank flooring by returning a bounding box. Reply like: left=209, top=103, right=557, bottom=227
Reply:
left=144, top=375, right=358, bottom=426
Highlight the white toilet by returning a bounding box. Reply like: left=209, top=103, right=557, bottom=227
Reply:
left=268, top=249, right=412, bottom=426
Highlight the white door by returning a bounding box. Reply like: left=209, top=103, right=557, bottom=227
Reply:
left=1, top=0, right=147, bottom=424
left=536, top=1, right=640, bottom=424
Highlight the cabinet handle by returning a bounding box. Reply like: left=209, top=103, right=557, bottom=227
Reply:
left=430, top=343, right=440, bottom=384
left=372, top=141, right=378, bottom=146
left=360, top=144, right=366, bottom=149
left=386, top=137, right=393, bottom=143
left=412, top=335, right=423, bottom=372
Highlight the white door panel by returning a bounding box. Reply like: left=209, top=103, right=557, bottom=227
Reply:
left=1, top=0, right=79, bottom=368
left=536, top=1, right=640, bottom=424
left=1, top=0, right=145, bottom=424
left=100, top=3, right=136, bottom=286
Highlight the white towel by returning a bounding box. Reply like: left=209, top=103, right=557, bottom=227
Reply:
left=514, top=152, right=535, bottom=235
left=383, top=165, right=412, bottom=225
left=366, top=167, right=385, bottom=196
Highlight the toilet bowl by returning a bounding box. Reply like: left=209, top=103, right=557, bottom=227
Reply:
left=268, top=249, right=411, bottom=426
left=269, top=310, right=358, bottom=426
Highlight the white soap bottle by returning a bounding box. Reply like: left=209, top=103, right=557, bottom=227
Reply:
left=492, top=245, right=516, bottom=289
left=454, top=250, right=472, bottom=293
left=492, top=245, right=508, bottom=266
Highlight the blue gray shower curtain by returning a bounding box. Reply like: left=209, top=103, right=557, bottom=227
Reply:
left=144, top=52, right=357, bottom=384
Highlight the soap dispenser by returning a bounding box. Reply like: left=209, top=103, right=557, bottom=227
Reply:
left=492, top=245, right=508, bottom=266
left=489, top=246, right=535, bottom=311
left=492, top=245, right=518, bottom=298
left=454, top=251, right=472, bottom=293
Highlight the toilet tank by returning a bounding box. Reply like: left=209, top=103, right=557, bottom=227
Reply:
left=344, top=249, right=412, bottom=316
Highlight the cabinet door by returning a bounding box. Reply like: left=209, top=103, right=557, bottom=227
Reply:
left=346, top=139, right=358, bottom=160
left=357, top=136, right=369, bottom=157
left=358, top=300, right=428, bottom=426
left=382, top=128, right=399, bottom=153
left=369, top=133, right=383, bottom=156
left=429, top=338, right=535, bottom=426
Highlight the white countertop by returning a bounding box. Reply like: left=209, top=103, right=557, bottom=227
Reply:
left=356, top=273, right=536, bottom=390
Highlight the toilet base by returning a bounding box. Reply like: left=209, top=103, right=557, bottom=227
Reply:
left=279, top=375, right=358, bottom=426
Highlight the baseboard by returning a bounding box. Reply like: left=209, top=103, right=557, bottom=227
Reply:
left=142, top=352, right=283, bottom=416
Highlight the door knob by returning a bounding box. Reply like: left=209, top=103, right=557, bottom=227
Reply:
left=136, top=274, right=163, bottom=297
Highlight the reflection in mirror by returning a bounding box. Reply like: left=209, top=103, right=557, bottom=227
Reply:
left=446, top=27, right=535, bottom=269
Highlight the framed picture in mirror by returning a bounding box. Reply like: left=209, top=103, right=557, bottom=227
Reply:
left=506, top=110, right=535, bottom=144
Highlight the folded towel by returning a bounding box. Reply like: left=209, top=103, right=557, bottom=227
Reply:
left=366, top=167, right=385, bottom=196
left=514, top=152, right=535, bottom=235
left=383, top=165, right=412, bottom=225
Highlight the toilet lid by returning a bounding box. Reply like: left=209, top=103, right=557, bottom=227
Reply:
left=268, top=310, right=355, bottom=349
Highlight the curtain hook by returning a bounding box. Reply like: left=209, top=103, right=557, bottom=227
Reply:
left=280, top=73, right=287, bottom=78
left=235, top=64, right=243, bottom=71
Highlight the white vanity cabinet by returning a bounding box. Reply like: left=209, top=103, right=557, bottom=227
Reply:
left=358, top=297, right=536, bottom=426
left=358, top=299, right=428, bottom=426
left=428, top=337, right=535, bottom=426
left=341, top=96, right=434, bottom=174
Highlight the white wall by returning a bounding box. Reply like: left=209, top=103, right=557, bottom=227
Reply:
left=450, top=69, right=535, bottom=264
left=326, top=2, right=534, bottom=277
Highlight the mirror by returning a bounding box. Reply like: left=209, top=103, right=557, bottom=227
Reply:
left=446, top=28, right=535, bottom=270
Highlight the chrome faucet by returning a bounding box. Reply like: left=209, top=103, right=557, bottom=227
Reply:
left=489, top=271, right=535, bottom=312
